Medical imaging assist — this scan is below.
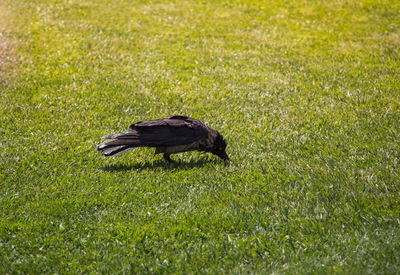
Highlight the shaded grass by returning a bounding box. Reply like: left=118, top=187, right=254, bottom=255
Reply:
left=1, top=0, right=400, bottom=273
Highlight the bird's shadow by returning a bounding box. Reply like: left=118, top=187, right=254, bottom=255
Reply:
left=101, top=157, right=224, bottom=172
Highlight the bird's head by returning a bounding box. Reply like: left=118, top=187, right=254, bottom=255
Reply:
left=211, top=132, right=229, bottom=161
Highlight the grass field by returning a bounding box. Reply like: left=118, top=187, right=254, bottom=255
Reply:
left=1, top=0, right=400, bottom=273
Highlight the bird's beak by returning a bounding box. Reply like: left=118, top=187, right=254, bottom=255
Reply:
left=218, top=152, right=229, bottom=161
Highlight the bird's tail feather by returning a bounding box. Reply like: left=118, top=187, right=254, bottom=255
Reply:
left=106, top=145, right=134, bottom=156
left=97, top=129, right=145, bottom=157
left=96, top=140, right=138, bottom=157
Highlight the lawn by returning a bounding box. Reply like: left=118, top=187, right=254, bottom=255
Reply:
left=1, top=0, right=399, bottom=273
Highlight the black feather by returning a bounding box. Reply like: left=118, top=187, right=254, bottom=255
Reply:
left=96, top=115, right=229, bottom=161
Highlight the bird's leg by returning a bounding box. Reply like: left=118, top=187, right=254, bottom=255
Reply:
left=163, top=153, right=174, bottom=163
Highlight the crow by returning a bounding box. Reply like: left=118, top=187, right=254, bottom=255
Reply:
left=96, top=115, right=229, bottom=162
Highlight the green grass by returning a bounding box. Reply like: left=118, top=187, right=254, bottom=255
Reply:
left=1, top=0, right=400, bottom=273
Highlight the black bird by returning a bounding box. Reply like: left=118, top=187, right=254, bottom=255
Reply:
left=96, top=115, right=229, bottom=162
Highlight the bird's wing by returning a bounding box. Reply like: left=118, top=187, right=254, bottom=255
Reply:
left=100, top=116, right=208, bottom=147
left=130, top=115, right=198, bottom=128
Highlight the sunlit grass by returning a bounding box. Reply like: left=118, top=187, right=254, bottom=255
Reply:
left=1, top=0, right=399, bottom=273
